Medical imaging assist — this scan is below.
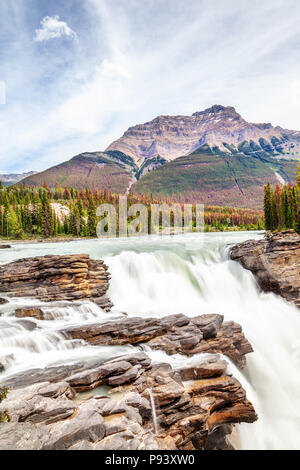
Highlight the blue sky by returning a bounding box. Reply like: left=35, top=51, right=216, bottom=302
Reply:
left=1, top=0, right=300, bottom=173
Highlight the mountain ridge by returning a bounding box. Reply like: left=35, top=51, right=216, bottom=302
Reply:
left=106, top=104, right=300, bottom=167
left=20, top=105, right=300, bottom=209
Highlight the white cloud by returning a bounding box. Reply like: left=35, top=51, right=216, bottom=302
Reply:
left=34, top=15, right=77, bottom=42
left=2, top=0, right=300, bottom=173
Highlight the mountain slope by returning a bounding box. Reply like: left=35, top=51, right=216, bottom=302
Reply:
left=21, top=151, right=136, bottom=192
left=133, top=146, right=298, bottom=209
left=0, top=171, right=37, bottom=187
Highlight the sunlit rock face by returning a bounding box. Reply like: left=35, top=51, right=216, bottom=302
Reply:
left=107, top=104, right=300, bottom=167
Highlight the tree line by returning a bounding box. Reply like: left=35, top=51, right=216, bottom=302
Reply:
left=0, top=182, right=264, bottom=239
left=264, top=164, right=300, bottom=232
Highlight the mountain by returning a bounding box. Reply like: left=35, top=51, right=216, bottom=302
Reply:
left=21, top=152, right=136, bottom=192
left=21, top=105, right=300, bottom=209
left=107, top=105, right=300, bottom=165
left=0, top=171, right=37, bottom=187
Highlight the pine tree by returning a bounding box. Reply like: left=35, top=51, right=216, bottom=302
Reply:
left=264, top=184, right=273, bottom=230
left=87, top=197, right=97, bottom=237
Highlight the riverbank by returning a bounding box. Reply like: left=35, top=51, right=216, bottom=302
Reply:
left=0, top=227, right=263, bottom=245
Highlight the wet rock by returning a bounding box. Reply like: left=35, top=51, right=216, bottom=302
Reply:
left=2, top=353, right=152, bottom=391
left=0, top=254, right=113, bottom=311
left=230, top=230, right=300, bottom=308
left=0, top=245, right=11, bottom=249
left=15, top=319, right=37, bottom=331
left=65, top=314, right=251, bottom=368
left=15, top=308, right=45, bottom=321
left=0, top=381, right=76, bottom=425
left=0, top=298, right=8, bottom=305
left=66, top=353, right=151, bottom=393
left=178, top=358, right=228, bottom=381
left=0, top=351, right=257, bottom=451
left=42, top=398, right=106, bottom=450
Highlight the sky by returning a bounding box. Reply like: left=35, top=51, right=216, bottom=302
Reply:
left=1, top=0, right=300, bottom=173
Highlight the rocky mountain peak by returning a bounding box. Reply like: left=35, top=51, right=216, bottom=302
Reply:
left=107, top=104, right=297, bottom=166
left=192, top=104, right=238, bottom=117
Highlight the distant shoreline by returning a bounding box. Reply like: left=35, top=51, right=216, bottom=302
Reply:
left=0, top=228, right=264, bottom=246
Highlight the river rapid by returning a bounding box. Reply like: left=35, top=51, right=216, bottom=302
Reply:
left=0, top=231, right=300, bottom=450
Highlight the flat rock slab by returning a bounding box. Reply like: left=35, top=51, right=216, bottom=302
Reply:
left=230, top=230, right=300, bottom=307
left=64, top=313, right=252, bottom=368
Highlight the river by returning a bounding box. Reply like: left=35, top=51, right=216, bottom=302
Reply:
left=0, top=231, right=300, bottom=450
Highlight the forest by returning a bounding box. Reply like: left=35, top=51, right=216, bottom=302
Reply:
left=0, top=182, right=264, bottom=239
left=264, top=164, right=300, bottom=232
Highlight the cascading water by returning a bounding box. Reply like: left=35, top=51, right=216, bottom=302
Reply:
left=147, top=388, right=158, bottom=435
left=0, top=231, right=300, bottom=450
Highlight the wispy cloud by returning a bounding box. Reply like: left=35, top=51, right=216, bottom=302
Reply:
left=1, top=0, right=300, bottom=173
left=34, top=15, right=77, bottom=42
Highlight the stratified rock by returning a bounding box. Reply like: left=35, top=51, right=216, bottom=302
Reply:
left=42, top=399, right=106, bottom=450
left=0, top=381, right=76, bottom=425
left=65, top=313, right=252, bottom=368
left=0, top=254, right=113, bottom=311
left=178, top=357, right=228, bottom=381
left=2, top=353, right=152, bottom=392
left=230, top=230, right=300, bottom=307
left=66, top=353, right=151, bottom=393
left=15, top=308, right=45, bottom=321
left=134, top=359, right=257, bottom=450
left=0, top=351, right=257, bottom=451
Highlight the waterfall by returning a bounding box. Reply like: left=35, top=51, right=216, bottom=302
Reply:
left=1, top=231, right=300, bottom=449
left=147, top=388, right=158, bottom=435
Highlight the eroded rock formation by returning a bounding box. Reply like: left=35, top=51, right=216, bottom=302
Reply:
left=0, top=353, right=257, bottom=451
left=0, top=253, right=257, bottom=450
left=230, top=230, right=300, bottom=307
left=64, top=313, right=252, bottom=368
left=0, top=255, right=112, bottom=311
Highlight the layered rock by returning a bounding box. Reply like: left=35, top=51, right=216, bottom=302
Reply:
left=0, top=254, right=112, bottom=311
left=15, top=308, right=46, bottom=321
left=230, top=230, right=300, bottom=307
left=107, top=105, right=300, bottom=166
left=64, top=313, right=252, bottom=368
left=0, top=353, right=257, bottom=451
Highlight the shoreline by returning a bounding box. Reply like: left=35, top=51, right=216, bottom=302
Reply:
left=0, top=229, right=264, bottom=246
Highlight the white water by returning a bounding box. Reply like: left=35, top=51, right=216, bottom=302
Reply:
left=147, top=388, right=158, bottom=435
left=0, top=231, right=300, bottom=449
